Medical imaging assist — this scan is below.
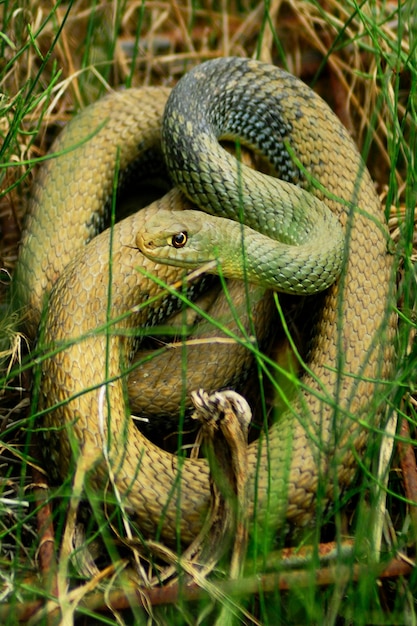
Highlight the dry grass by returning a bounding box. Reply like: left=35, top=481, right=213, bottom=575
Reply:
left=0, top=1, right=416, bottom=624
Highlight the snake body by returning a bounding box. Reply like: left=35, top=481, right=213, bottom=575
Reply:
left=14, top=58, right=395, bottom=545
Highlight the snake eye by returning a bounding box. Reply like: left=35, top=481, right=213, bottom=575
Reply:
left=171, top=231, right=188, bottom=248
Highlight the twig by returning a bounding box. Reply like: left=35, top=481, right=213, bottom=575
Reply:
left=191, top=389, right=252, bottom=625
left=1, top=555, right=411, bottom=623
left=32, top=466, right=58, bottom=600
left=398, top=417, right=417, bottom=542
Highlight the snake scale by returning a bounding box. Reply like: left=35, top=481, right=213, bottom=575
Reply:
left=14, top=58, right=395, bottom=545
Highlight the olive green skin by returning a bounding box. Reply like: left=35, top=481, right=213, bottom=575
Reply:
left=14, top=58, right=395, bottom=544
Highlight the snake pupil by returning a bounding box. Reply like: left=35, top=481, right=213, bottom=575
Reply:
left=172, top=232, right=188, bottom=248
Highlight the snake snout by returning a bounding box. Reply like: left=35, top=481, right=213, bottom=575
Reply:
left=136, top=232, right=154, bottom=255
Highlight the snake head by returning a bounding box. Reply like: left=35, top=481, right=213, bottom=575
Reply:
left=136, top=207, right=222, bottom=269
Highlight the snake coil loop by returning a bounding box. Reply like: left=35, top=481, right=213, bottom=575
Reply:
left=14, top=57, right=395, bottom=544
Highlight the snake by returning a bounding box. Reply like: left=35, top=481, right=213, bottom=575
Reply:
left=14, top=57, right=395, bottom=546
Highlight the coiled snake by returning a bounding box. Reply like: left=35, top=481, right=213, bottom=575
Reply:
left=14, top=58, right=395, bottom=545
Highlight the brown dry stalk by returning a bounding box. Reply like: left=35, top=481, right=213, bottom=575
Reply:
left=0, top=554, right=410, bottom=623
